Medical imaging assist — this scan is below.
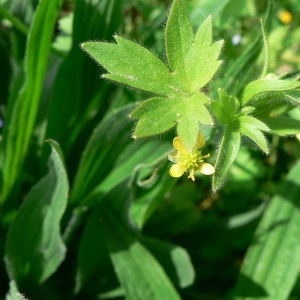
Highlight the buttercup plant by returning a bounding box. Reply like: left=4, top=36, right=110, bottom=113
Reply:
left=82, top=0, right=300, bottom=191
left=3, top=0, right=300, bottom=298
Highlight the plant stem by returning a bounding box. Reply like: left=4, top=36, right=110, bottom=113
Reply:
left=0, top=5, right=28, bottom=35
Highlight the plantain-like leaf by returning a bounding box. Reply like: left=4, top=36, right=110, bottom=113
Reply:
left=98, top=204, right=181, bottom=300
left=4, top=142, right=68, bottom=288
left=140, top=236, right=195, bottom=289
left=233, top=159, right=300, bottom=299
left=0, top=0, right=62, bottom=205
left=212, top=126, right=241, bottom=192
left=82, top=0, right=223, bottom=150
left=241, top=78, right=300, bottom=105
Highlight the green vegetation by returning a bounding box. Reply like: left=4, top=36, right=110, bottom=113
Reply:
left=1, top=0, right=300, bottom=299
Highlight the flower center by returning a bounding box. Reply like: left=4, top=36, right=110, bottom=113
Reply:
left=179, top=150, right=203, bottom=169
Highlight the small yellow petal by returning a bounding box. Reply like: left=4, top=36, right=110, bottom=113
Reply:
left=198, top=162, right=215, bottom=175
left=169, top=164, right=186, bottom=178
left=194, top=132, right=205, bottom=150
left=168, top=151, right=179, bottom=163
left=173, top=136, right=187, bottom=152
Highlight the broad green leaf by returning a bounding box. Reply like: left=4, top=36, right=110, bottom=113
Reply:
left=76, top=159, right=175, bottom=294
left=75, top=211, right=118, bottom=294
left=70, top=104, right=137, bottom=205
left=259, top=116, right=300, bottom=136
left=129, top=159, right=175, bottom=229
left=5, top=281, right=28, bottom=300
left=233, top=159, right=300, bottom=300
left=46, top=0, right=122, bottom=155
left=0, top=0, right=62, bottom=206
left=241, top=78, right=300, bottom=105
left=81, top=37, right=178, bottom=96
left=80, top=141, right=171, bottom=209
left=140, top=236, right=195, bottom=288
left=130, top=93, right=212, bottom=150
left=4, top=142, right=68, bottom=288
left=212, top=126, right=241, bottom=191
left=98, top=204, right=181, bottom=300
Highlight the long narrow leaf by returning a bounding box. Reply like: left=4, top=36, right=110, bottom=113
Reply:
left=0, top=0, right=62, bottom=206
left=234, top=159, right=300, bottom=299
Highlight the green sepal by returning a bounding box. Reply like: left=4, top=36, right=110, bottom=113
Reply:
left=238, top=116, right=270, bottom=154
left=211, top=101, right=230, bottom=124
left=211, top=89, right=239, bottom=124
left=212, top=125, right=241, bottom=192
left=130, top=93, right=212, bottom=150
left=241, top=77, right=300, bottom=105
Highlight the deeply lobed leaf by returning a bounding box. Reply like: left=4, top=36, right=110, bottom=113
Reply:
left=130, top=93, right=212, bottom=150
left=82, top=0, right=223, bottom=150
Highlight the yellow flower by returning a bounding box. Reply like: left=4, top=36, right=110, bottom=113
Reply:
left=168, top=132, right=215, bottom=181
left=279, top=10, right=292, bottom=24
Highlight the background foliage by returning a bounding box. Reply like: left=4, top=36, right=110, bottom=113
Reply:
left=1, top=0, right=300, bottom=299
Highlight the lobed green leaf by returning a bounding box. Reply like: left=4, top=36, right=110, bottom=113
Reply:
left=131, top=93, right=212, bottom=150
left=81, top=37, right=179, bottom=97
left=184, top=19, right=223, bottom=92
left=165, top=0, right=193, bottom=91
